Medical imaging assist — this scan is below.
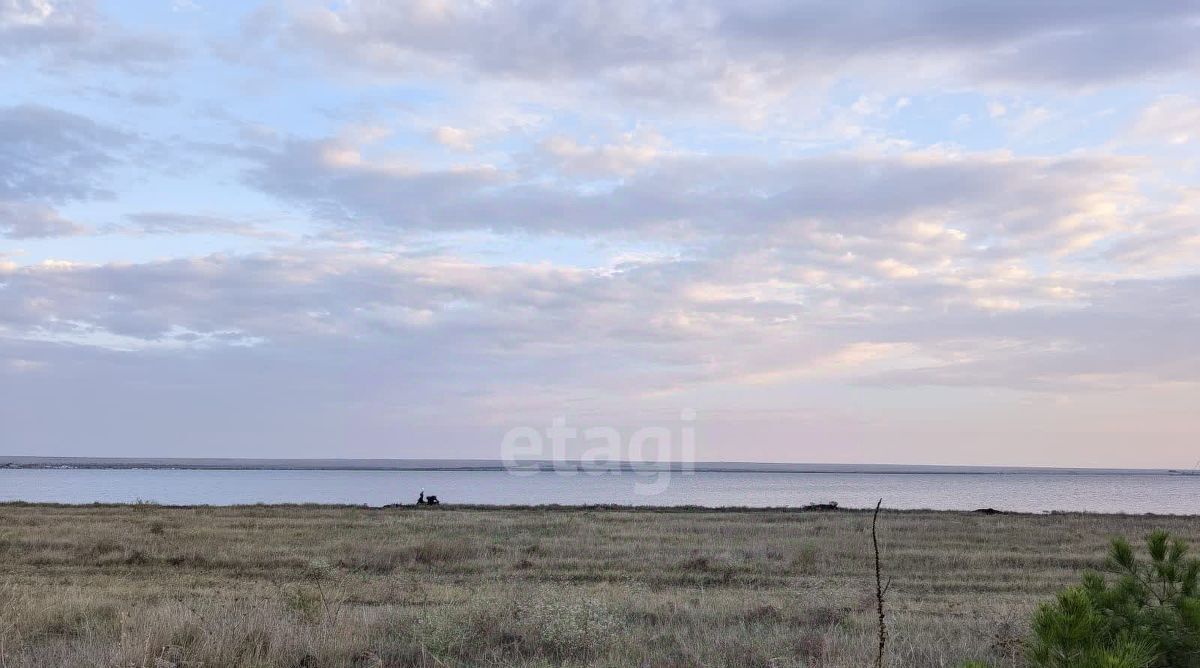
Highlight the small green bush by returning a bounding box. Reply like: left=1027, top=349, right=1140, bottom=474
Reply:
left=1028, top=529, right=1200, bottom=668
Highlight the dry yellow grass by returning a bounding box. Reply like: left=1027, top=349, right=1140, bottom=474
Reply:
left=1, top=503, right=1198, bottom=667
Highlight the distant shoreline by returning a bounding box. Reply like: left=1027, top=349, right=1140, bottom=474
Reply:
left=0, top=456, right=1188, bottom=476
left=2, top=501, right=1199, bottom=517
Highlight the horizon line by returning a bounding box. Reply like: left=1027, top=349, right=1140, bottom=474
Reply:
left=1, top=455, right=1193, bottom=475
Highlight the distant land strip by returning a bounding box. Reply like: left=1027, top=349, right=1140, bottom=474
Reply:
left=0, top=456, right=1190, bottom=476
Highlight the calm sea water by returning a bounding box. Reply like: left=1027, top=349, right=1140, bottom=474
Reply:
left=2, top=468, right=1200, bottom=514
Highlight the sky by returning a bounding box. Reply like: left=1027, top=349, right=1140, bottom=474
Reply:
left=2, top=0, right=1200, bottom=467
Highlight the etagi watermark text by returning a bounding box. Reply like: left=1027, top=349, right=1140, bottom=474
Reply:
left=500, top=410, right=696, bottom=495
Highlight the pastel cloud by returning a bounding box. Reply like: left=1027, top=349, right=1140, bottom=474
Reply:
left=286, top=0, right=1200, bottom=108
left=1, top=0, right=1199, bottom=465
left=242, top=130, right=1140, bottom=256
left=1, top=0, right=182, bottom=71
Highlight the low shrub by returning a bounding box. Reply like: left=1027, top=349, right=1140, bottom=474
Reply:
left=1027, top=530, right=1200, bottom=668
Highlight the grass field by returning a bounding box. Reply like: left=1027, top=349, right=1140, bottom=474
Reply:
left=1, top=503, right=1198, bottom=667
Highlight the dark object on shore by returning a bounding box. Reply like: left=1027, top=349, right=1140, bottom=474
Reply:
left=416, top=490, right=441, bottom=506
left=974, top=507, right=1004, bottom=515
left=802, top=501, right=839, bottom=511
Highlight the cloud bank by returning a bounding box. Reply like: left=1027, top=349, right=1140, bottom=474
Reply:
left=2, top=0, right=1199, bottom=465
